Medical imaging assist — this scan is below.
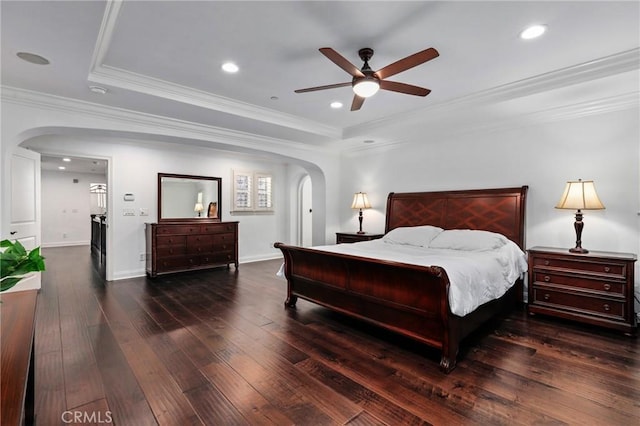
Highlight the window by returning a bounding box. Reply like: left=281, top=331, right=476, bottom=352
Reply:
left=90, top=183, right=107, bottom=209
left=232, top=170, right=273, bottom=213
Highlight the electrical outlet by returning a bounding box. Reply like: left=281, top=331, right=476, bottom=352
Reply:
left=123, top=209, right=135, bottom=216
left=139, top=253, right=145, bottom=261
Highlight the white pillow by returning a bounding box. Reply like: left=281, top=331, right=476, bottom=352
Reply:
left=382, top=225, right=443, bottom=247
left=428, top=229, right=508, bottom=251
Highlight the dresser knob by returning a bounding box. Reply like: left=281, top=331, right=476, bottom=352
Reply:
left=543, top=294, right=550, bottom=301
left=544, top=260, right=550, bottom=266
left=603, top=304, right=610, bottom=311
left=544, top=275, right=550, bottom=282
left=604, top=266, right=611, bottom=273
left=603, top=283, right=611, bottom=291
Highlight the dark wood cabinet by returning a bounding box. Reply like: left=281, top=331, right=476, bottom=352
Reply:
left=336, top=232, right=384, bottom=244
left=146, top=220, right=238, bottom=277
left=528, top=246, right=637, bottom=335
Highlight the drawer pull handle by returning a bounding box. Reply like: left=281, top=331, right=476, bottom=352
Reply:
left=603, top=304, right=610, bottom=311
left=544, top=275, right=550, bottom=282
left=544, top=260, right=550, bottom=266
left=604, top=266, right=611, bottom=273
left=603, top=283, right=611, bottom=291
left=543, top=294, right=550, bottom=301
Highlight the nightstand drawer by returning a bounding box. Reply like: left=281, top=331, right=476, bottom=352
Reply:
left=531, top=287, right=626, bottom=320
left=532, top=256, right=626, bottom=278
left=531, top=272, right=625, bottom=297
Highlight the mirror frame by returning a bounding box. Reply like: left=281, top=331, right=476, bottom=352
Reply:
left=158, top=173, right=222, bottom=222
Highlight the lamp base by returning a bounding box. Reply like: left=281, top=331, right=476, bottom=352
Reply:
left=569, top=247, right=589, bottom=254
left=356, top=231, right=365, bottom=235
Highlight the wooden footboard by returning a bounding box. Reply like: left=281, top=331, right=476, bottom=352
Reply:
left=274, top=242, right=468, bottom=372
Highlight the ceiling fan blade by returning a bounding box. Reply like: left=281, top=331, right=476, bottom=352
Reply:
left=351, top=95, right=365, bottom=111
left=374, top=47, right=439, bottom=80
left=379, top=80, right=431, bottom=96
left=294, top=82, right=352, bottom=93
left=319, top=47, right=365, bottom=78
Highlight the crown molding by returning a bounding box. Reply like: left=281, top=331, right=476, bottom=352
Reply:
left=88, top=0, right=340, bottom=140
left=341, top=91, right=639, bottom=156
left=1, top=86, right=328, bottom=155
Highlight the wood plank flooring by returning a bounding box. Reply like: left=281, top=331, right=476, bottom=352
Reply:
left=32, top=246, right=639, bottom=425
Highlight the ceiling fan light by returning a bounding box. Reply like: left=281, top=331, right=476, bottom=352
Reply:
left=353, top=79, right=380, bottom=98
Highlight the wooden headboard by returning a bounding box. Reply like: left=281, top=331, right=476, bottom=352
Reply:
left=385, top=186, right=528, bottom=249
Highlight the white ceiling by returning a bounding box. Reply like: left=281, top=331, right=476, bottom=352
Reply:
left=1, top=1, right=639, bottom=151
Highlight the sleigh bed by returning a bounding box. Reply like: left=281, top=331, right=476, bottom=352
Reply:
left=274, top=186, right=528, bottom=373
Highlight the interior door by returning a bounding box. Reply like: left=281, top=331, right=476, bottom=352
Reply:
left=7, top=147, right=41, bottom=291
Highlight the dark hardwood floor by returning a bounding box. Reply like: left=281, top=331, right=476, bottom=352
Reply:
left=33, top=246, right=639, bottom=425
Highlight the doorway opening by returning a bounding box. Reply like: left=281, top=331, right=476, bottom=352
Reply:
left=40, top=155, right=109, bottom=278
left=299, top=175, right=312, bottom=247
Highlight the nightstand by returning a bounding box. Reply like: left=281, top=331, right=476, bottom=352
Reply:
left=336, top=232, right=384, bottom=244
left=528, top=246, right=637, bottom=335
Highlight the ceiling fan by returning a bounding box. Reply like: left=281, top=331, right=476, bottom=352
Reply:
left=295, top=47, right=439, bottom=111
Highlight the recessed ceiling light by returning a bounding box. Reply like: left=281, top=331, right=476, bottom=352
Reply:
left=363, top=139, right=375, bottom=144
left=89, top=85, right=107, bottom=94
left=270, top=96, right=279, bottom=101
left=330, top=101, right=343, bottom=109
left=58, top=166, right=66, bottom=170
left=62, top=158, right=71, bottom=162
left=520, top=24, right=547, bottom=40
left=16, top=52, right=50, bottom=65
left=221, top=62, right=239, bottom=73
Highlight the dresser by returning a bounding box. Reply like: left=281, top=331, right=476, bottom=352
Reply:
left=336, top=232, right=384, bottom=244
left=528, top=246, right=637, bottom=335
left=146, top=220, right=238, bottom=277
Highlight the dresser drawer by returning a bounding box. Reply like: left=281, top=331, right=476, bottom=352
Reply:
left=157, top=256, right=195, bottom=272
left=156, top=245, right=187, bottom=257
left=156, top=224, right=201, bottom=235
left=531, top=272, right=625, bottom=297
left=212, top=233, right=235, bottom=245
left=531, top=287, right=626, bottom=321
left=532, top=256, right=626, bottom=278
left=201, top=223, right=237, bottom=234
left=156, top=235, right=186, bottom=247
left=200, top=252, right=235, bottom=265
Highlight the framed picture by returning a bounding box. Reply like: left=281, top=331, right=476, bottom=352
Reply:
left=207, top=202, right=218, bottom=219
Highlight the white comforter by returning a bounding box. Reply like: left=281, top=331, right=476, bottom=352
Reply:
left=302, top=239, right=528, bottom=317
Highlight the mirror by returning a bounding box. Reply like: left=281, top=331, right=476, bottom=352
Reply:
left=158, top=173, right=222, bottom=221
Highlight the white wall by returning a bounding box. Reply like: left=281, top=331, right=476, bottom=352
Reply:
left=23, top=136, right=293, bottom=280
left=340, top=107, right=640, bottom=308
left=41, top=170, right=106, bottom=247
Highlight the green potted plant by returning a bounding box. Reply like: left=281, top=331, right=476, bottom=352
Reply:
left=1, top=239, right=46, bottom=292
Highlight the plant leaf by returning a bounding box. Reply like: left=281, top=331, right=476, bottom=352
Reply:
left=0, top=276, right=22, bottom=292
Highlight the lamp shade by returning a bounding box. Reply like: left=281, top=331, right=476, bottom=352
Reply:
left=352, top=79, right=380, bottom=98
left=351, top=192, right=371, bottom=210
left=555, top=179, right=605, bottom=210
left=194, top=202, right=204, bottom=212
